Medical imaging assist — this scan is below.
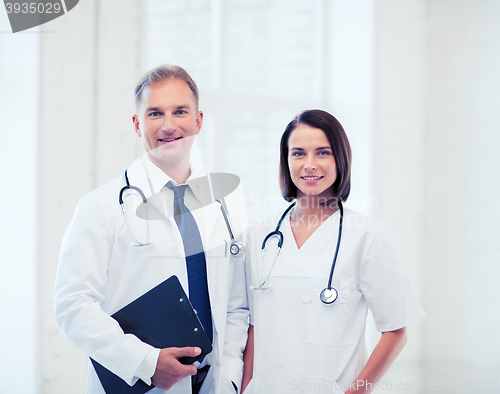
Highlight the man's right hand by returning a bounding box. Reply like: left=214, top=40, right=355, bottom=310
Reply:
left=151, top=347, right=201, bottom=390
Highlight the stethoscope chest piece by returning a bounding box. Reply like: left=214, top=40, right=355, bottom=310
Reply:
left=230, top=240, right=245, bottom=258
left=320, top=287, right=338, bottom=304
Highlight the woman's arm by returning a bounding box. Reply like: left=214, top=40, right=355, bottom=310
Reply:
left=241, top=324, right=254, bottom=393
left=345, top=327, right=407, bottom=394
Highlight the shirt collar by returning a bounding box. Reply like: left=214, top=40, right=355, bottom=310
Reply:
left=142, top=154, right=208, bottom=203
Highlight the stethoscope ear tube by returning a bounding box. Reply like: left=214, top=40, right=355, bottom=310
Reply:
left=119, top=170, right=147, bottom=204
left=119, top=170, right=150, bottom=246
left=254, top=202, right=295, bottom=291
left=119, top=185, right=147, bottom=205
left=255, top=239, right=282, bottom=291
left=261, top=230, right=284, bottom=249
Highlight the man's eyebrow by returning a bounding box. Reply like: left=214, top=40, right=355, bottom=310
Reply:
left=145, top=104, right=191, bottom=113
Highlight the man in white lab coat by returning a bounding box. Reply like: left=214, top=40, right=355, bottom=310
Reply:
left=54, top=65, right=248, bottom=394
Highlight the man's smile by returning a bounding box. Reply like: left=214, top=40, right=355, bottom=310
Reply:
left=158, top=136, right=182, bottom=143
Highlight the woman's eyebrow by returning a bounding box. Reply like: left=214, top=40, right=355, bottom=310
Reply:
left=290, top=146, right=332, bottom=151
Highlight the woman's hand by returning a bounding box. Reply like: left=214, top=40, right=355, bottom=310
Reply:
left=344, top=327, right=407, bottom=394
left=241, top=325, right=254, bottom=393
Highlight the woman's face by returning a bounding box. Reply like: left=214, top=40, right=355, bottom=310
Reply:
left=288, top=123, right=337, bottom=200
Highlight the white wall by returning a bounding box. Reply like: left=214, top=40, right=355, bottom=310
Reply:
left=423, top=0, right=500, bottom=389
left=36, top=1, right=143, bottom=392
left=327, top=0, right=376, bottom=218
left=372, top=0, right=427, bottom=390
left=373, top=1, right=500, bottom=392
left=0, top=10, right=38, bottom=394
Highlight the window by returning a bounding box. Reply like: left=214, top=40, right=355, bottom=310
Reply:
left=144, top=0, right=329, bottom=220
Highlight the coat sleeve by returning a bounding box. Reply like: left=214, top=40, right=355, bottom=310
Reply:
left=358, top=223, right=425, bottom=332
left=53, top=189, right=154, bottom=386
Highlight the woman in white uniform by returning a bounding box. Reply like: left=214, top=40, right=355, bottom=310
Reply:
left=242, top=110, right=424, bottom=393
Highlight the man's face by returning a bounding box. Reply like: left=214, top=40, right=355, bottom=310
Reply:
left=133, top=78, right=203, bottom=169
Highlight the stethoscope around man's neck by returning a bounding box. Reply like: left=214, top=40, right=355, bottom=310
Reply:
left=118, top=169, right=244, bottom=257
left=251, top=200, right=344, bottom=305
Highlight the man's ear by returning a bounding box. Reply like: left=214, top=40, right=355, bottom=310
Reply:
left=195, top=110, right=203, bottom=135
left=133, top=114, right=141, bottom=137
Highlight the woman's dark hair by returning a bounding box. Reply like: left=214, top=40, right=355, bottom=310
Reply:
left=279, top=109, right=352, bottom=202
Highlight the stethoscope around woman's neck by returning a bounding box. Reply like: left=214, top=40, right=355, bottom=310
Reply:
left=251, top=200, right=344, bottom=305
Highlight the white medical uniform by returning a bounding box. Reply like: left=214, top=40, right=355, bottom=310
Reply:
left=245, top=208, right=424, bottom=393
left=54, top=154, right=249, bottom=394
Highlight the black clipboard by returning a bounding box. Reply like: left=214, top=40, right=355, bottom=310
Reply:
left=90, top=275, right=212, bottom=394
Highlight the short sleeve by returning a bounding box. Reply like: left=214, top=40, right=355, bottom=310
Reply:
left=359, top=224, right=425, bottom=332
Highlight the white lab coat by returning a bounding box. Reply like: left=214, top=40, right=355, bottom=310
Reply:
left=54, top=155, right=249, bottom=394
left=245, top=208, right=424, bottom=393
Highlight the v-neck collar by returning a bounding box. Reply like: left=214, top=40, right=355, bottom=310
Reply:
left=284, top=208, right=342, bottom=263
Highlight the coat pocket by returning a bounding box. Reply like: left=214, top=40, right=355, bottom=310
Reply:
left=306, top=281, right=356, bottom=347
left=206, top=242, right=231, bottom=298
